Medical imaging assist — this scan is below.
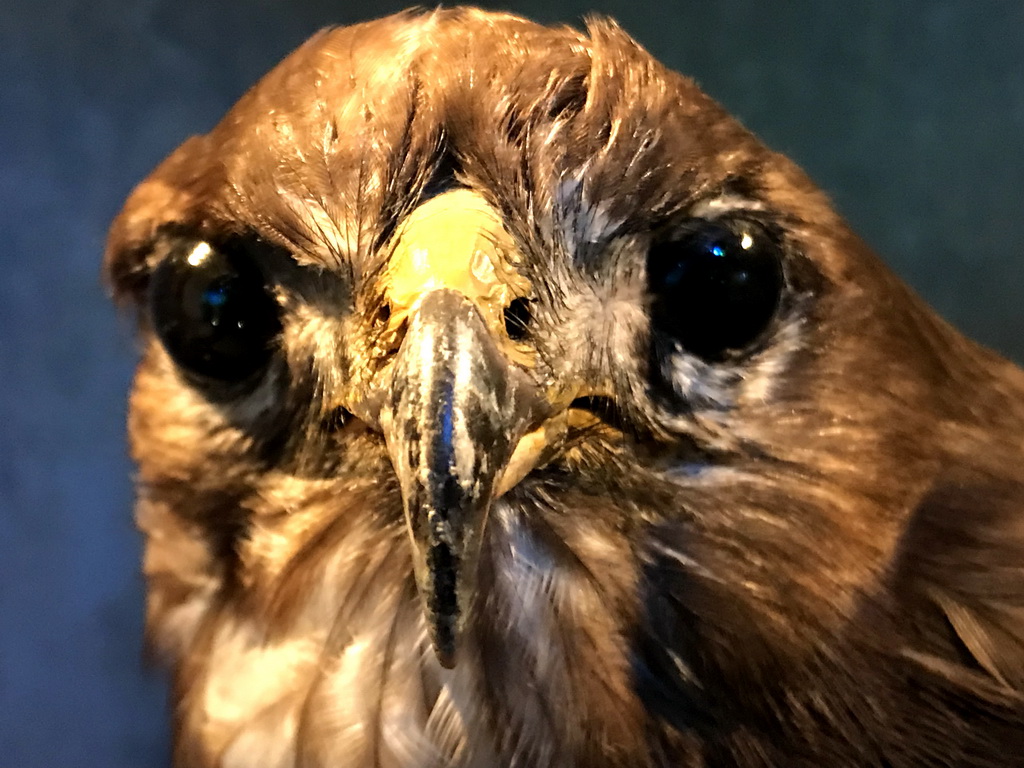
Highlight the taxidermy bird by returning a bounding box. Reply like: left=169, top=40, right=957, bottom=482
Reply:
left=104, top=7, right=1024, bottom=767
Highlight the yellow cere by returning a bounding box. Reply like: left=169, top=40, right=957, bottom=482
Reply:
left=384, top=189, right=531, bottom=345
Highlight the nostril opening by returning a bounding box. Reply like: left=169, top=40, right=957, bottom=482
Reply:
left=323, top=405, right=353, bottom=432
left=504, top=297, right=532, bottom=341
left=370, top=301, right=408, bottom=369
left=373, top=302, right=391, bottom=329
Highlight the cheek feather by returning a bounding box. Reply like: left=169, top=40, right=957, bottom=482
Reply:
left=203, top=622, right=323, bottom=727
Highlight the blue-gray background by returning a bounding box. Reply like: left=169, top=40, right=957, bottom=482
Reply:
left=2, top=1, right=1022, bottom=765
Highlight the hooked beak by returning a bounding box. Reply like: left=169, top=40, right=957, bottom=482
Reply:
left=380, top=289, right=545, bottom=667
left=366, top=189, right=553, bottom=667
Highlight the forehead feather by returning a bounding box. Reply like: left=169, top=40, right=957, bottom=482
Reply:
left=105, top=8, right=777, bottom=294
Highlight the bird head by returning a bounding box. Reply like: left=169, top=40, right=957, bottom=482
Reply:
left=104, top=8, right=1024, bottom=766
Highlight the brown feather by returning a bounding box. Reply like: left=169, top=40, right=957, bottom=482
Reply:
left=105, top=8, right=1024, bottom=767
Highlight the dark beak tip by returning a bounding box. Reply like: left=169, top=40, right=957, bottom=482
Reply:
left=428, top=619, right=459, bottom=669
left=435, top=645, right=457, bottom=669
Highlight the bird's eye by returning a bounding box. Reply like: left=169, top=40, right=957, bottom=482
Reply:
left=148, top=238, right=282, bottom=382
left=647, top=217, right=784, bottom=361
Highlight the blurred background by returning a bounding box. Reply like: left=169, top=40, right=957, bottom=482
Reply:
left=2, top=1, right=1022, bottom=765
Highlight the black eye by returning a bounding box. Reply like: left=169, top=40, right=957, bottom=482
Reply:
left=647, top=217, right=784, bottom=361
left=148, top=238, right=282, bottom=382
